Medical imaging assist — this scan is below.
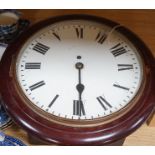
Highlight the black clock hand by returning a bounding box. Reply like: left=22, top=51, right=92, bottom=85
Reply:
left=75, top=62, right=85, bottom=100
left=75, top=62, right=85, bottom=116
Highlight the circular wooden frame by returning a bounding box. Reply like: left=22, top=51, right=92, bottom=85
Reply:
left=0, top=14, right=155, bottom=145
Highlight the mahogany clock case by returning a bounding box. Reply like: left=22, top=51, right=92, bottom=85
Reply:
left=0, top=14, right=155, bottom=145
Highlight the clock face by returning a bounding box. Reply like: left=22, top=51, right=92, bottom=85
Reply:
left=16, top=20, right=143, bottom=122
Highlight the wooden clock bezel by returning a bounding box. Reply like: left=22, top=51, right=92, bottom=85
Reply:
left=0, top=14, right=155, bottom=145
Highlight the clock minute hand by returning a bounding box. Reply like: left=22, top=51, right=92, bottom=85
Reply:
left=75, top=62, right=85, bottom=116
left=76, top=83, right=84, bottom=101
left=75, top=62, right=85, bottom=99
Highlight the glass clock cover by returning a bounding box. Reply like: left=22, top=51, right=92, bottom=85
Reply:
left=16, top=20, right=143, bottom=121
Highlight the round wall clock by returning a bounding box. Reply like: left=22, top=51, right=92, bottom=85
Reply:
left=0, top=14, right=155, bottom=145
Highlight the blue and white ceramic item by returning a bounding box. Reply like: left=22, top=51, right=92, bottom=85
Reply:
left=0, top=9, right=30, bottom=44
left=0, top=131, right=26, bottom=146
left=0, top=103, right=12, bottom=130
left=0, top=9, right=30, bottom=130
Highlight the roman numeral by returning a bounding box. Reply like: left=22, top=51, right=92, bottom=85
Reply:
left=29, top=80, right=45, bottom=91
left=111, top=43, right=121, bottom=49
left=33, top=42, right=50, bottom=55
left=113, top=84, right=130, bottom=91
left=75, top=28, right=83, bottom=39
left=118, top=64, right=134, bottom=71
left=52, top=32, right=61, bottom=41
left=48, top=95, right=59, bottom=108
left=96, top=96, right=112, bottom=110
left=25, top=62, right=41, bottom=69
left=110, top=43, right=127, bottom=57
left=73, top=100, right=85, bottom=116
left=95, top=32, right=107, bottom=44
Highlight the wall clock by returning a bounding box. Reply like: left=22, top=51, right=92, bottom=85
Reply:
left=0, top=14, right=155, bottom=145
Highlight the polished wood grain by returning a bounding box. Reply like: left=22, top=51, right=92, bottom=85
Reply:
left=124, top=124, right=155, bottom=145
left=2, top=10, right=155, bottom=145
left=147, top=113, right=155, bottom=126
left=4, top=123, right=155, bottom=145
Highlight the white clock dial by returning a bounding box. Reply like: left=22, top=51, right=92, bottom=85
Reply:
left=16, top=20, right=143, bottom=120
